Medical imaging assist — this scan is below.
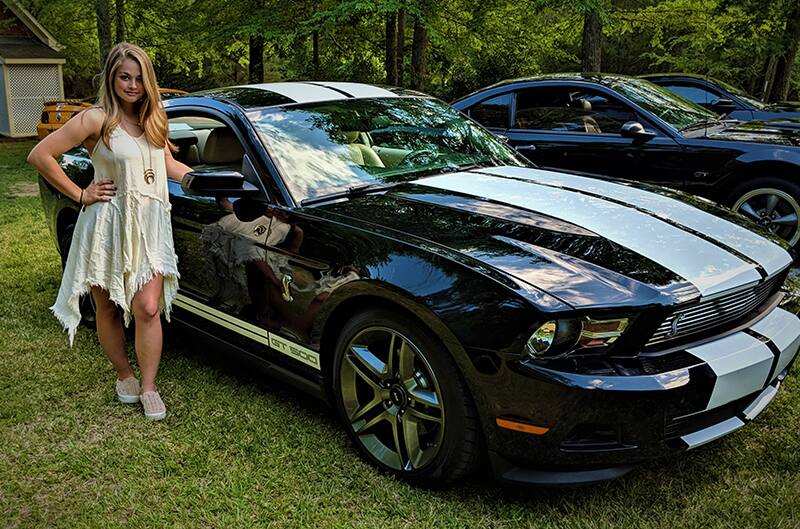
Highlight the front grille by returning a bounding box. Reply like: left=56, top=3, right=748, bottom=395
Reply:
left=647, top=274, right=782, bottom=348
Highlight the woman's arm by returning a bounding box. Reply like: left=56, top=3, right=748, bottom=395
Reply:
left=27, top=108, right=116, bottom=205
left=164, top=147, right=192, bottom=183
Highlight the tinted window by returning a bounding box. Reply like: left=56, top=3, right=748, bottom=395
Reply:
left=513, top=87, right=637, bottom=134
left=661, top=84, right=720, bottom=106
left=469, top=94, right=511, bottom=129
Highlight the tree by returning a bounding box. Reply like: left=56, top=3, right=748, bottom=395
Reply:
left=410, top=15, right=428, bottom=90
left=581, top=9, right=601, bottom=72
left=115, top=0, right=125, bottom=42
left=768, top=3, right=800, bottom=102
left=385, top=11, right=397, bottom=84
left=96, top=0, right=112, bottom=67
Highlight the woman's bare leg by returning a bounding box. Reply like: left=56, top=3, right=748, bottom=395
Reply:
left=131, top=274, right=164, bottom=392
left=91, top=286, right=132, bottom=379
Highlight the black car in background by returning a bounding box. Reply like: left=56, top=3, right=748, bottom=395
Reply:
left=642, top=73, right=800, bottom=124
left=453, top=74, right=800, bottom=248
left=38, top=82, right=800, bottom=486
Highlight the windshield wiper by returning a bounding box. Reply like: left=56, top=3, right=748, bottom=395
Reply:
left=300, top=182, right=396, bottom=206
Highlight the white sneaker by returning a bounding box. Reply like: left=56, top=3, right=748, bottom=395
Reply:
left=116, top=376, right=141, bottom=404
left=141, top=390, right=167, bottom=421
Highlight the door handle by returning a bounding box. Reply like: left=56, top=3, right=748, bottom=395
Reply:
left=515, top=144, right=536, bottom=152
left=281, top=274, right=294, bottom=302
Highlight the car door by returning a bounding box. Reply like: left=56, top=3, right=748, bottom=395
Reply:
left=166, top=108, right=277, bottom=355
left=502, top=84, right=683, bottom=185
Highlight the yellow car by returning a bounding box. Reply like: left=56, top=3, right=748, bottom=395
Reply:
left=36, top=89, right=189, bottom=140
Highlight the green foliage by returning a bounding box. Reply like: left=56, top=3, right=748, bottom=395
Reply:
left=15, top=0, right=800, bottom=100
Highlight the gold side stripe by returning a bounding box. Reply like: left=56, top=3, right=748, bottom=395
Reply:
left=174, top=294, right=321, bottom=370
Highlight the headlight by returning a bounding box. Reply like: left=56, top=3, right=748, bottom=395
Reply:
left=526, top=316, right=630, bottom=359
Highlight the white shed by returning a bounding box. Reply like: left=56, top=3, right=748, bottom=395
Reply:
left=0, top=0, right=65, bottom=137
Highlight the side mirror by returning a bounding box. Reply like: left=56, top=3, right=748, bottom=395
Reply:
left=620, top=121, right=656, bottom=143
left=710, top=98, right=737, bottom=114
left=181, top=170, right=260, bottom=197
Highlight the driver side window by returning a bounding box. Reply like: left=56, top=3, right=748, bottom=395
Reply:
left=514, top=87, right=638, bottom=134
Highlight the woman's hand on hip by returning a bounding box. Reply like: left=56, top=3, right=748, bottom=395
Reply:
left=82, top=180, right=117, bottom=205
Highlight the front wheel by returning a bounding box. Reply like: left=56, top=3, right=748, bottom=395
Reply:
left=729, top=178, right=800, bottom=248
left=332, top=308, right=479, bottom=485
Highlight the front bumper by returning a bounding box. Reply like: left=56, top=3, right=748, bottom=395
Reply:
left=483, top=306, right=800, bottom=485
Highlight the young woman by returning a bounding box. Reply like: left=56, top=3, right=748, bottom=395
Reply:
left=27, top=42, right=192, bottom=420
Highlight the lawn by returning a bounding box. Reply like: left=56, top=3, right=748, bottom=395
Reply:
left=1, top=139, right=799, bottom=528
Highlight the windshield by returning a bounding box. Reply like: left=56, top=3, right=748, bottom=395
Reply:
left=609, top=78, right=719, bottom=131
left=248, top=97, right=524, bottom=203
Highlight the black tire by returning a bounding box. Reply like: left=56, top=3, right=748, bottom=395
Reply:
left=58, top=223, right=97, bottom=329
left=332, top=308, right=479, bottom=485
left=727, top=177, right=800, bottom=249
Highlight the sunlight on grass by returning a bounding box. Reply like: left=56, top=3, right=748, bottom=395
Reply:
left=1, top=140, right=798, bottom=528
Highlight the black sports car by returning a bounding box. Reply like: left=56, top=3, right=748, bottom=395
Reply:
left=39, top=82, right=800, bottom=486
left=641, top=73, right=800, bottom=124
left=452, top=74, right=800, bottom=249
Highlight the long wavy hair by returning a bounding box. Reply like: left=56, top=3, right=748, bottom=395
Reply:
left=96, top=42, right=169, bottom=150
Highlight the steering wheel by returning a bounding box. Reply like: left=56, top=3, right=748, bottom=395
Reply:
left=397, top=149, right=438, bottom=167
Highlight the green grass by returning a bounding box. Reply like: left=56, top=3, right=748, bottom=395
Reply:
left=1, top=139, right=799, bottom=528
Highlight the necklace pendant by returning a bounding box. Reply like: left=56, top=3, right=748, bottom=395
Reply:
left=144, top=168, right=155, bottom=184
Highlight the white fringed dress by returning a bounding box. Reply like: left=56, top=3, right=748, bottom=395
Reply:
left=51, top=126, right=180, bottom=345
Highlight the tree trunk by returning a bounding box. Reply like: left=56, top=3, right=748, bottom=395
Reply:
left=396, top=8, right=406, bottom=86
left=760, top=55, right=779, bottom=100
left=249, top=35, right=264, bottom=84
left=410, top=17, right=428, bottom=91
left=312, top=30, right=320, bottom=78
left=385, top=13, right=397, bottom=85
left=770, top=6, right=800, bottom=102
left=115, top=0, right=125, bottom=43
left=96, top=0, right=112, bottom=68
left=581, top=11, right=602, bottom=73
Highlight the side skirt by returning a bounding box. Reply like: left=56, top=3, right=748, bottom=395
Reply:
left=167, top=315, right=328, bottom=402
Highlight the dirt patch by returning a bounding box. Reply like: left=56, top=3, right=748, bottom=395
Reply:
left=8, top=182, right=39, bottom=198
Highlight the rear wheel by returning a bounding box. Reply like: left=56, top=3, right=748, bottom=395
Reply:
left=729, top=178, right=800, bottom=248
left=332, top=308, right=479, bottom=485
left=59, top=222, right=96, bottom=329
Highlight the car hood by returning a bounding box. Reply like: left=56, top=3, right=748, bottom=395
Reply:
left=703, top=120, right=800, bottom=145
left=314, top=166, right=791, bottom=311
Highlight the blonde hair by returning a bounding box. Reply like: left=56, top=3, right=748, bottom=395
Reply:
left=96, top=42, right=169, bottom=150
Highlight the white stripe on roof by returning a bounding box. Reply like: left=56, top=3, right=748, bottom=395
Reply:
left=312, top=82, right=397, bottom=98
left=243, top=82, right=347, bottom=103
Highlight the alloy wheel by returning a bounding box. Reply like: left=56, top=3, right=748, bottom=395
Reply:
left=339, top=326, right=445, bottom=472
left=733, top=187, right=800, bottom=246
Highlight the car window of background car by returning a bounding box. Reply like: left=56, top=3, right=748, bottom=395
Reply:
left=468, top=93, right=512, bottom=129
left=248, top=98, right=522, bottom=203
left=609, top=78, right=717, bottom=131
left=714, top=78, right=768, bottom=110
left=512, top=86, right=636, bottom=134
left=660, top=83, right=722, bottom=108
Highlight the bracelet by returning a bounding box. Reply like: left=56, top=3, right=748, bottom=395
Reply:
left=79, top=188, right=84, bottom=206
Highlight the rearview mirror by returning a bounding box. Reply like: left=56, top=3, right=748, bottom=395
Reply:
left=181, top=170, right=260, bottom=198
left=620, top=121, right=656, bottom=143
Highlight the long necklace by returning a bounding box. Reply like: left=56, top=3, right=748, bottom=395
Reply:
left=126, top=120, right=155, bottom=185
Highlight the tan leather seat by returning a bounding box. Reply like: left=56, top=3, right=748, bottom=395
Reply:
left=572, top=99, right=601, bottom=133
left=203, top=127, right=245, bottom=164
left=341, top=131, right=385, bottom=168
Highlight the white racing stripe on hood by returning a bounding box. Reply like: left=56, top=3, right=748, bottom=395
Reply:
left=312, top=82, right=397, bottom=98
left=414, top=172, right=762, bottom=296
left=482, top=166, right=791, bottom=276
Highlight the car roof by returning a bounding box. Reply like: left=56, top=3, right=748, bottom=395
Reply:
left=453, top=73, right=642, bottom=103
left=639, top=73, right=720, bottom=83
left=193, top=81, right=425, bottom=109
